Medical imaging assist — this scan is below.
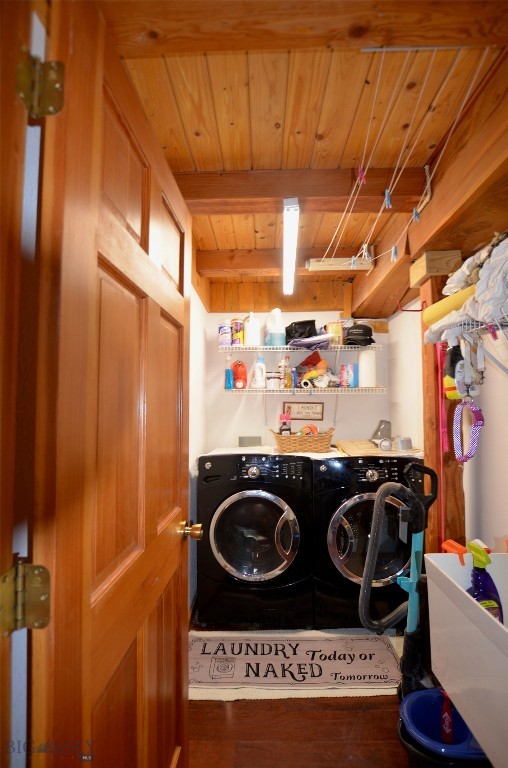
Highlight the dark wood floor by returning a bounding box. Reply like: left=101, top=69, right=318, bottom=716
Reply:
left=189, top=695, right=410, bottom=768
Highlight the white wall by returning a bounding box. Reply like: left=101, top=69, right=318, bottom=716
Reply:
left=203, top=311, right=390, bottom=451
left=186, top=304, right=430, bottom=461
left=388, top=299, right=424, bottom=450
left=463, top=333, right=508, bottom=552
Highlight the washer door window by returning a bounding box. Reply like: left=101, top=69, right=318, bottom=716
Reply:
left=327, top=493, right=410, bottom=585
left=210, top=490, right=300, bottom=582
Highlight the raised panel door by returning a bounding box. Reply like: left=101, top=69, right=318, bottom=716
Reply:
left=30, top=2, right=191, bottom=766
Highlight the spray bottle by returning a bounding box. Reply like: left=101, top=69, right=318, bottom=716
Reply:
left=466, top=541, right=504, bottom=622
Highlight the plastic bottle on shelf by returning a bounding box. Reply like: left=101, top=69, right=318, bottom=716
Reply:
left=265, top=308, right=286, bottom=346
left=232, top=360, right=247, bottom=389
left=278, top=356, right=285, bottom=380
left=284, top=356, right=293, bottom=388
left=225, top=354, right=234, bottom=390
left=250, top=355, right=266, bottom=389
left=243, top=312, right=262, bottom=346
left=346, top=363, right=359, bottom=387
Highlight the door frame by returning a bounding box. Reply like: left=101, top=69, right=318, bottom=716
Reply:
left=0, top=0, right=32, bottom=757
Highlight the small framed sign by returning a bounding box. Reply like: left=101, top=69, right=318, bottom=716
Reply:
left=283, top=401, right=324, bottom=421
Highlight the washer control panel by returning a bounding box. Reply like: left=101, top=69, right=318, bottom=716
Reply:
left=356, top=457, right=423, bottom=487
left=239, top=455, right=308, bottom=481
left=357, top=462, right=393, bottom=482
left=200, top=454, right=311, bottom=484
left=312, top=456, right=424, bottom=492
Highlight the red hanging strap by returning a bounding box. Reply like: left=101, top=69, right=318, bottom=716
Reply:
left=436, top=343, right=449, bottom=453
left=436, top=342, right=449, bottom=548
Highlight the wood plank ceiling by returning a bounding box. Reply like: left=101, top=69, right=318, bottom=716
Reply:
left=99, top=1, right=508, bottom=316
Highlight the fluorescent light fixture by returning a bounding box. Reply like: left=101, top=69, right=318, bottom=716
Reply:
left=306, top=257, right=372, bottom=272
left=282, top=197, right=300, bottom=295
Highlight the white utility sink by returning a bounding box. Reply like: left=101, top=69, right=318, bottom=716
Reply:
left=425, top=553, right=508, bottom=768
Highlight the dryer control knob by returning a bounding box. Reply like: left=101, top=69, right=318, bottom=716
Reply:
left=365, top=468, right=379, bottom=482
left=247, top=465, right=260, bottom=479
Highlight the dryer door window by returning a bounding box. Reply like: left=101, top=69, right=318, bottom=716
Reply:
left=327, top=493, right=411, bottom=585
left=210, top=490, right=300, bottom=582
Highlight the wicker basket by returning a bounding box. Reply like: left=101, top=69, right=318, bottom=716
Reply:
left=271, top=428, right=334, bottom=453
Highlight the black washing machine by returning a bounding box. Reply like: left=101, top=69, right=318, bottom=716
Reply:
left=194, top=452, right=313, bottom=630
left=312, top=456, right=423, bottom=629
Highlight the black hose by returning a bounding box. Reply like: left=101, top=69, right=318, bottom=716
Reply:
left=358, top=482, right=423, bottom=634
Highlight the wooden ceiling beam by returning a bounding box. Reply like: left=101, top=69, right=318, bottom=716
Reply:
left=196, top=246, right=358, bottom=277
left=175, top=168, right=425, bottom=215
left=99, top=2, right=508, bottom=57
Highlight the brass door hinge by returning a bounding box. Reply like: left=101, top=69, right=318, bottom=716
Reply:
left=0, top=563, right=50, bottom=638
left=16, top=47, right=64, bottom=118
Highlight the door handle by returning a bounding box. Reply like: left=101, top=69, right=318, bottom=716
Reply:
left=178, top=521, right=203, bottom=541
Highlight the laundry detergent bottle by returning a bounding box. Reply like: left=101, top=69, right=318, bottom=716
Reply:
left=250, top=355, right=266, bottom=389
left=466, top=541, right=504, bottom=622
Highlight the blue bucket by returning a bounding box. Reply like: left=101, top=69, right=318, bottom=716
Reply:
left=399, top=689, right=489, bottom=764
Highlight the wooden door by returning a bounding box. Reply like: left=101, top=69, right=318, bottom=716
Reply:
left=29, top=2, right=192, bottom=765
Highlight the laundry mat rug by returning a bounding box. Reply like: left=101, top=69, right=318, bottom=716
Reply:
left=189, top=630, right=402, bottom=700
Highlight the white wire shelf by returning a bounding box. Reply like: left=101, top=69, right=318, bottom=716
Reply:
left=224, top=387, right=386, bottom=395
left=441, top=318, right=508, bottom=336
left=218, top=344, right=382, bottom=352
